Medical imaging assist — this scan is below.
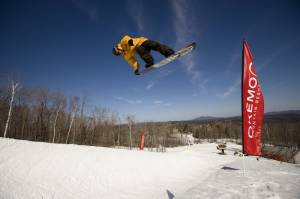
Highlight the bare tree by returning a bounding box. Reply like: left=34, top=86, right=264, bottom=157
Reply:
left=33, top=88, right=51, bottom=141
left=110, top=112, right=119, bottom=147
left=50, top=91, right=66, bottom=143
left=78, top=96, right=87, bottom=144
left=3, top=81, right=20, bottom=138
left=53, top=103, right=62, bottom=143
left=66, top=97, right=78, bottom=144
left=126, top=115, right=135, bottom=149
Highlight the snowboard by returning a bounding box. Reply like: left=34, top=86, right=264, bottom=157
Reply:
left=139, top=42, right=196, bottom=75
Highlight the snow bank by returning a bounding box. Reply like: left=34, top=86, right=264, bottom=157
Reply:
left=0, top=138, right=299, bottom=199
left=181, top=156, right=300, bottom=198
left=294, top=151, right=300, bottom=164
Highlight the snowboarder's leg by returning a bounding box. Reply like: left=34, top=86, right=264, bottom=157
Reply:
left=141, top=40, right=175, bottom=58
left=136, top=45, right=154, bottom=68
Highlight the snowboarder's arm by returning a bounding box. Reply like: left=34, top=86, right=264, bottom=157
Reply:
left=124, top=54, right=140, bottom=71
left=120, top=35, right=132, bottom=50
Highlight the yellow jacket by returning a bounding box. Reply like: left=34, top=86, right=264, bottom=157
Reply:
left=117, top=35, right=148, bottom=70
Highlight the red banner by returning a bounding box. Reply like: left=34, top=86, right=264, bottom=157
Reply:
left=242, top=40, right=264, bottom=156
left=139, top=132, right=145, bottom=150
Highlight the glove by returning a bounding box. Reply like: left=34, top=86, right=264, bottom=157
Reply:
left=134, top=69, right=140, bottom=75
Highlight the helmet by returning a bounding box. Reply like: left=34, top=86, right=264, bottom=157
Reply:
left=112, top=46, right=122, bottom=56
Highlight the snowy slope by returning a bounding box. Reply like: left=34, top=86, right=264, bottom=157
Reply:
left=182, top=157, right=300, bottom=198
left=0, top=138, right=299, bottom=199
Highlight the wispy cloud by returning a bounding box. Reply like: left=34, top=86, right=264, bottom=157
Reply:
left=114, top=96, right=143, bottom=105
left=126, top=0, right=145, bottom=33
left=199, top=78, right=209, bottom=92
left=72, top=0, right=98, bottom=22
left=171, top=0, right=193, bottom=48
left=146, top=81, right=155, bottom=90
left=153, top=100, right=172, bottom=106
left=217, top=78, right=240, bottom=99
left=229, top=53, right=241, bottom=70
left=171, top=0, right=206, bottom=92
left=259, top=38, right=300, bottom=70
left=153, top=100, right=162, bottom=104
left=145, top=69, right=173, bottom=90
left=216, top=38, right=300, bottom=99
left=114, top=96, right=172, bottom=107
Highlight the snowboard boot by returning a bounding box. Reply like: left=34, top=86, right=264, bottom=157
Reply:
left=145, top=63, right=153, bottom=68
left=163, top=49, right=175, bottom=58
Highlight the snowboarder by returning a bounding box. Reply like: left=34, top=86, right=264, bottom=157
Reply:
left=112, top=35, right=175, bottom=75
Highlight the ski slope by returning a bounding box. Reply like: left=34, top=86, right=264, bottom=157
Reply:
left=0, top=138, right=299, bottom=199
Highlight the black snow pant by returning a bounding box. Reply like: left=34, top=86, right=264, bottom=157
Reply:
left=136, top=40, right=174, bottom=67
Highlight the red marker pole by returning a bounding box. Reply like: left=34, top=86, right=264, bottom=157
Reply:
left=139, top=132, right=145, bottom=150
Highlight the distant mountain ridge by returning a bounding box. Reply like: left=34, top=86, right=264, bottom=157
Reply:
left=265, top=110, right=300, bottom=115
left=192, top=110, right=300, bottom=122
left=192, top=116, right=219, bottom=121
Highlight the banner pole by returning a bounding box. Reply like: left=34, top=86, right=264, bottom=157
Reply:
left=241, top=40, right=245, bottom=154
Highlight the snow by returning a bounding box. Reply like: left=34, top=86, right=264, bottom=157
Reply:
left=294, top=151, right=300, bottom=164
left=0, top=138, right=299, bottom=199
left=170, top=133, right=195, bottom=145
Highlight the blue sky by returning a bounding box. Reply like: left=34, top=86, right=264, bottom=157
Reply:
left=1, top=0, right=300, bottom=121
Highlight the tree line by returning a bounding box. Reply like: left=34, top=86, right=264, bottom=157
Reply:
left=1, top=81, right=299, bottom=149
left=0, top=81, right=185, bottom=149
left=171, top=118, right=300, bottom=147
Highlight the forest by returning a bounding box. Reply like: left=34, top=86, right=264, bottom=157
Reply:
left=1, top=81, right=299, bottom=150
